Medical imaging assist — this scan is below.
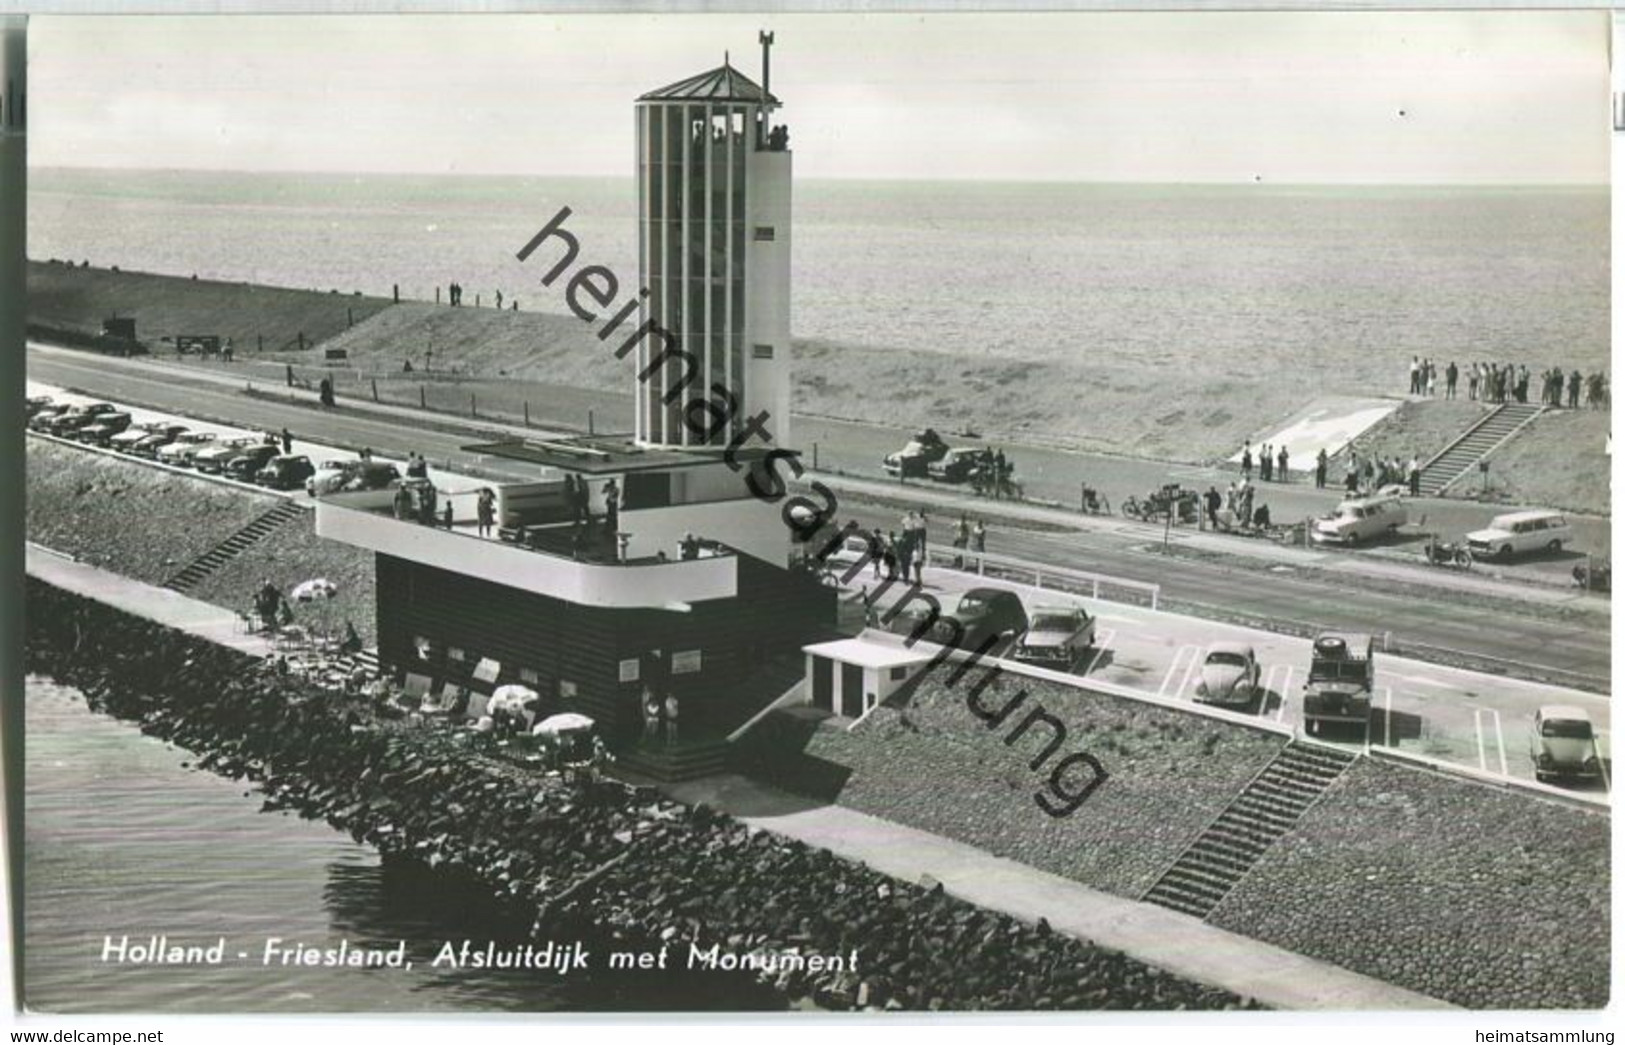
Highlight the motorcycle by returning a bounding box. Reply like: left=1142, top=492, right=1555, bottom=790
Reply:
left=1422, top=536, right=1474, bottom=570
left=1573, top=560, right=1611, bottom=593
left=1122, top=484, right=1199, bottom=525
left=1080, top=484, right=1111, bottom=516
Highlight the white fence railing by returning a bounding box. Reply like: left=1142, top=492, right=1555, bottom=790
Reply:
left=919, top=546, right=1160, bottom=610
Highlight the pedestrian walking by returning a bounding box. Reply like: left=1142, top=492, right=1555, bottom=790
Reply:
left=884, top=531, right=900, bottom=580
left=1446, top=361, right=1458, bottom=399
left=1204, top=486, right=1221, bottom=530
left=1407, top=456, right=1422, bottom=497
left=1568, top=369, right=1582, bottom=409
left=495, top=290, right=503, bottom=310
left=1425, top=365, right=1437, bottom=398
left=1241, top=442, right=1253, bottom=478
left=1409, top=356, right=1420, bottom=395
left=972, top=520, right=987, bottom=553
left=868, top=528, right=884, bottom=579
left=1315, top=448, right=1328, bottom=489
left=1260, top=443, right=1273, bottom=483
left=280, top=427, right=292, bottom=455
left=1467, top=363, right=1480, bottom=401
left=1277, top=445, right=1289, bottom=484
left=953, top=514, right=970, bottom=568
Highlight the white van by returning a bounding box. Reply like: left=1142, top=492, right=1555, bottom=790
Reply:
left=1466, top=510, right=1574, bottom=561
left=1311, top=495, right=1408, bottom=546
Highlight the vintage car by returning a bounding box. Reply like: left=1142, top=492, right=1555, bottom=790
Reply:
left=928, top=447, right=991, bottom=484
left=882, top=428, right=950, bottom=479
left=41, top=402, right=118, bottom=436
left=72, top=412, right=135, bottom=446
left=122, top=424, right=190, bottom=457
left=1530, top=705, right=1602, bottom=785
left=1310, top=495, right=1408, bottom=546
left=155, top=431, right=219, bottom=467
left=307, top=459, right=402, bottom=497
left=1195, top=642, right=1261, bottom=706
left=887, top=586, right=1028, bottom=652
left=255, top=454, right=317, bottom=490
left=1013, top=605, right=1096, bottom=670
left=1302, top=632, right=1375, bottom=735
left=1467, top=510, right=1574, bottom=562
left=192, top=436, right=264, bottom=474
left=225, top=444, right=281, bottom=479
left=27, top=403, right=73, bottom=431
left=25, top=395, right=55, bottom=418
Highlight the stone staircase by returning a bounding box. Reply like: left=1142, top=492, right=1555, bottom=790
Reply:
left=1142, top=741, right=1359, bottom=919
left=614, top=737, right=732, bottom=782
left=162, top=501, right=307, bottom=594
left=1417, top=403, right=1544, bottom=496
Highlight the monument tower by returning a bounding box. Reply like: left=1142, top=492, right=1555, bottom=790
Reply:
left=633, top=34, right=792, bottom=448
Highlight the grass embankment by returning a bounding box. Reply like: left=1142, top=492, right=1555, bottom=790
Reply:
left=1211, top=758, right=1609, bottom=1009
left=301, top=302, right=1318, bottom=462
left=744, top=671, right=1285, bottom=900
left=26, top=439, right=282, bottom=584
left=1345, top=398, right=1609, bottom=515
left=26, top=438, right=378, bottom=645
left=28, top=261, right=393, bottom=353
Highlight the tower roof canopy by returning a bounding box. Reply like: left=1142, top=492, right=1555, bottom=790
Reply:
left=638, top=62, right=778, bottom=106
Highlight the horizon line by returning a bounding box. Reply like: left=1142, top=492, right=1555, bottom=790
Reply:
left=26, top=162, right=1610, bottom=191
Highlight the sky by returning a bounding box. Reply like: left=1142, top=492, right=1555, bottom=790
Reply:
left=27, top=10, right=1610, bottom=184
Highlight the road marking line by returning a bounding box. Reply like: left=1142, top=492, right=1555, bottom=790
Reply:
left=1177, top=645, right=1208, bottom=702
left=1473, top=708, right=1488, bottom=772
left=1491, top=708, right=1508, bottom=777
left=1082, top=627, right=1116, bottom=674
left=1159, top=644, right=1199, bottom=699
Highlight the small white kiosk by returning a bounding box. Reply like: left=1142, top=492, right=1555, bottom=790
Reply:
left=801, top=632, right=934, bottom=720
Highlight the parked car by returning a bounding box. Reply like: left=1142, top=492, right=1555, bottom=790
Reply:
left=27, top=403, right=70, bottom=430
left=1013, top=605, right=1095, bottom=670
left=255, top=454, right=316, bottom=490
left=1466, top=510, right=1574, bottom=562
left=124, top=424, right=190, bottom=457
left=307, top=459, right=401, bottom=497
left=1310, top=495, right=1408, bottom=546
left=928, top=447, right=991, bottom=484
left=882, top=428, right=950, bottom=479
left=1302, top=632, right=1375, bottom=735
left=1195, top=642, right=1261, bottom=706
left=888, top=586, right=1028, bottom=652
left=25, top=396, right=55, bottom=418
left=225, top=444, right=280, bottom=479
left=42, top=402, right=117, bottom=436
left=73, top=412, right=135, bottom=446
left=1530, top=705, right=1602, bottom=784
left=192, top=436, right=262, bottom=474
left=155, top=431, right=218, bottom=467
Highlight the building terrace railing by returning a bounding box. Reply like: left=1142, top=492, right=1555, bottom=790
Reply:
left=313, top=490, right=738, bottom=609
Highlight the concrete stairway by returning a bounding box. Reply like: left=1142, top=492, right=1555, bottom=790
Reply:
left=1417, top=403, right=1544, bottom=496
left=1142, top=741, right=1359, bottom=920
left=615, top=737, right=732, bottom=782
left=162, top=501, right=307, bottom=594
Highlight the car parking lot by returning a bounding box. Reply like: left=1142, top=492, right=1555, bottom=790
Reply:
left=854, top=557, right=1611, bottom=798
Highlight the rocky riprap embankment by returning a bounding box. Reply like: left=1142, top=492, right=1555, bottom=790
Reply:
left=1210, top=758, right=1609, bottom=1009
left=25, top=578, right=1264, bottom=1012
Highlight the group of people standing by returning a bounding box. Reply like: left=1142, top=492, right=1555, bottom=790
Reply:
left=1409, top=356, right=1609, bottom=408
left=866, top=510, right=933, bottom=586
left=1238, top=440, right=1293, bottom=483
left=1342, top=449, right=1423, bottom=497
left=444, top=282, right=519, bottom=311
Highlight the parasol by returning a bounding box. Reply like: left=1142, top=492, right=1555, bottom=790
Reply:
left=532, top=712, right=596, bottom=736
left=291, top=578, right=338, bottom=602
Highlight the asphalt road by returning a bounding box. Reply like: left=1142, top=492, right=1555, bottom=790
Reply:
left=28, top=344, right=1610, bottom=689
